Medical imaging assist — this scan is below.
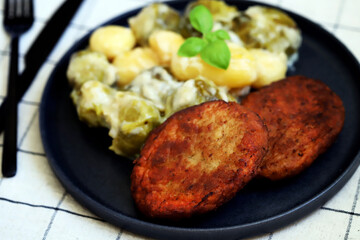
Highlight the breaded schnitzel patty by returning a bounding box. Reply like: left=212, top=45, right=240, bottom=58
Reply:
left=242, top=76, right=345, bottom=180
left=131, top=100, right=268, bottom=219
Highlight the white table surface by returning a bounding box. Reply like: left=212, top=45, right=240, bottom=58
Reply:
left=0, top=0, right=359, bottom=239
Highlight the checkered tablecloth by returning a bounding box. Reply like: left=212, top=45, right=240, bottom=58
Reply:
left=0, top=0, right=359, bottom=239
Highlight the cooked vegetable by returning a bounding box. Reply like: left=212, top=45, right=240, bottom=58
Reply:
left=125, top=67, right=182, bottom=112
left=66, top=2, right=304, bottom=159
left=112, top=47, right=159, bottom=86
left=149, top=30, right=184, bottom=66
left=250, top=49, right=287, bottom=88
left=67, top=50, right=117, bottom=89
left=234, top=6, right=302, bottom=60
left=177, top=5, right=232, bottom=70
left=89, top=25, right=136, bottom=60
left=171, top=42, right=257, bottom=88
left=70, top=80, right=116, bottom=128
left=125, top=67, right=235, bottom=117
left=129, top=3, right=180, bottom=46
left=109, top=92, right=161, bottom=157
left=180, top=0, right=239, bottom=38
left=71, top=80, right=161, bottom=157
left=165, top=78, right=236, bottom=117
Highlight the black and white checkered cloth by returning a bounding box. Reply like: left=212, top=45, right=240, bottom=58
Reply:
left=0, top=0, right=359, bottom=239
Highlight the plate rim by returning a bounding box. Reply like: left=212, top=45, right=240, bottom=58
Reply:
left=40, top=1, right=360, bottom=239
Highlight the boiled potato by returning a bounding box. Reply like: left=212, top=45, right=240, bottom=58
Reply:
left=113, top=47, right=159, bottom=86
left=170, top=43, right=257, bottom=88
left=149, top=30, right=184, bottom=66
left=89, top=25, right=136, bottom=60
left=250, top=49, right=287, bottom=88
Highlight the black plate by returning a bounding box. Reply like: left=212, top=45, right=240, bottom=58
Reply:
left=40, top=1, right=360, bottom=239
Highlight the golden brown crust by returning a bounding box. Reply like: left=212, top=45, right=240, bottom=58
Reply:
left=242, top=76, right=345, bottom=180
left=131, top=100, right=268, bottom=219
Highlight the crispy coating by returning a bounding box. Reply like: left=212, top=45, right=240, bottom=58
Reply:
left=242, top=76, right=345, bottom=180
left=131, top=100, right=268, bottom=219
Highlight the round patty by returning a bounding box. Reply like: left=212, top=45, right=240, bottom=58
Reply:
left=242, top=76, right=345, bottom=180
left=131, top=100, right=268, bottom=219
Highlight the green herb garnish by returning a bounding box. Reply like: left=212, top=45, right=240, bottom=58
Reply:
left=177, top=5, right=231, bottom=70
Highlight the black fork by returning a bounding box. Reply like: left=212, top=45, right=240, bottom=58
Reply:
left=2, top=0, right=34, bottom=177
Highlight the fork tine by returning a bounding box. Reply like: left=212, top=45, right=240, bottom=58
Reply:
left=5, top=0, right=15, bottom=19
left=16, top=0, right=21, bottom=17
left=23, top=0, right=33, bottom=17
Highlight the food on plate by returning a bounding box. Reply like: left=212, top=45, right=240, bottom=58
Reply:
left=89, top=25, right=136, bottom=60
left=149, top=30, right=184, bottom=66
left=124, top=66, right=182, bottom=112
left=249, top=49, right=287, bottom=88
left=171, top=41, right=257, bottom=88
left=71, top=80, right=161, bottom=157
left=113, top=47, right=159, bottom=86
left=64, top=1, right=346, bottom=220
left=179, top=0, right=240, bottom=39
left=125, top=67, right=235, bottom=117
left=234, top=6, right=302, bottom=65
left=164, top=77, right=236, bottom=118
left=171, top=42, right=287, bottom=88
left=66, top=50, right=117, bottom=89
left=69, top=66, right=233, bottom=157
left=129, top=3, right=181, bottom=46
left=131, top=100, right=268, bottom=219
left=242, top=76, right=345, bottom=180
left=66, top=1, right=302, bottom=158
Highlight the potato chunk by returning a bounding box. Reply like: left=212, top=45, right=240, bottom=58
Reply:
left=170, top=43, right=257, bottom=88
left=89, top=25, right=136, bottom=60
left=250, top=49, right=287, bottom=88
left=149, top=30, right=184, bottom=66
left=113, top=48, right=159, bottom=86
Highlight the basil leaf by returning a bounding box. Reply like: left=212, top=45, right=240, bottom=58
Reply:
left=178, top=37, right=207, bottom=57
left=213, top=30, right=230, bottom=41
left=189, top=5, right=213, bottom=34
left=200, top=40, right=231, bottom=70
left=204, top=32, right=218, bottom=43
left=205, top=30, right=231, bottom=43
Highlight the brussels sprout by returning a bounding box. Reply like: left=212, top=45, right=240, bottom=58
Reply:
left=233, top=6, right=302, bottom=60
left=109, top=92, right=161, bottom=157
left=125, top=67, right=181, bottom=112
left=71, top=80, right=115, bottom=128
left=128, top=3, right=181, bottom=46
left=67, top=50, right=117, bottom=89
left=165, top=78, right=236, bottom=118
left=179, top=0, right=240, bottom=38
left=71, top=80, right=161, bottom=158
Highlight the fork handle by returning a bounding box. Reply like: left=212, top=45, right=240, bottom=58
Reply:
left=2, top=36, right=19, bottom=177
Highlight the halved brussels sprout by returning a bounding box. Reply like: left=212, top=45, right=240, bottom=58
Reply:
left=71, top=80, right=115, bottom=128
left=234, top=6, right=302, bottom=60
left=129, top=3, right=181, bottom=46
left=165, top=78, right=236, bottom=118
left=67, top=50, right=117, bottom=89
left=71, top=80, right=161, bottom=158
left=109, top=92, right=161, bottom=157
left=125, top=67, right=181, bottom=112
